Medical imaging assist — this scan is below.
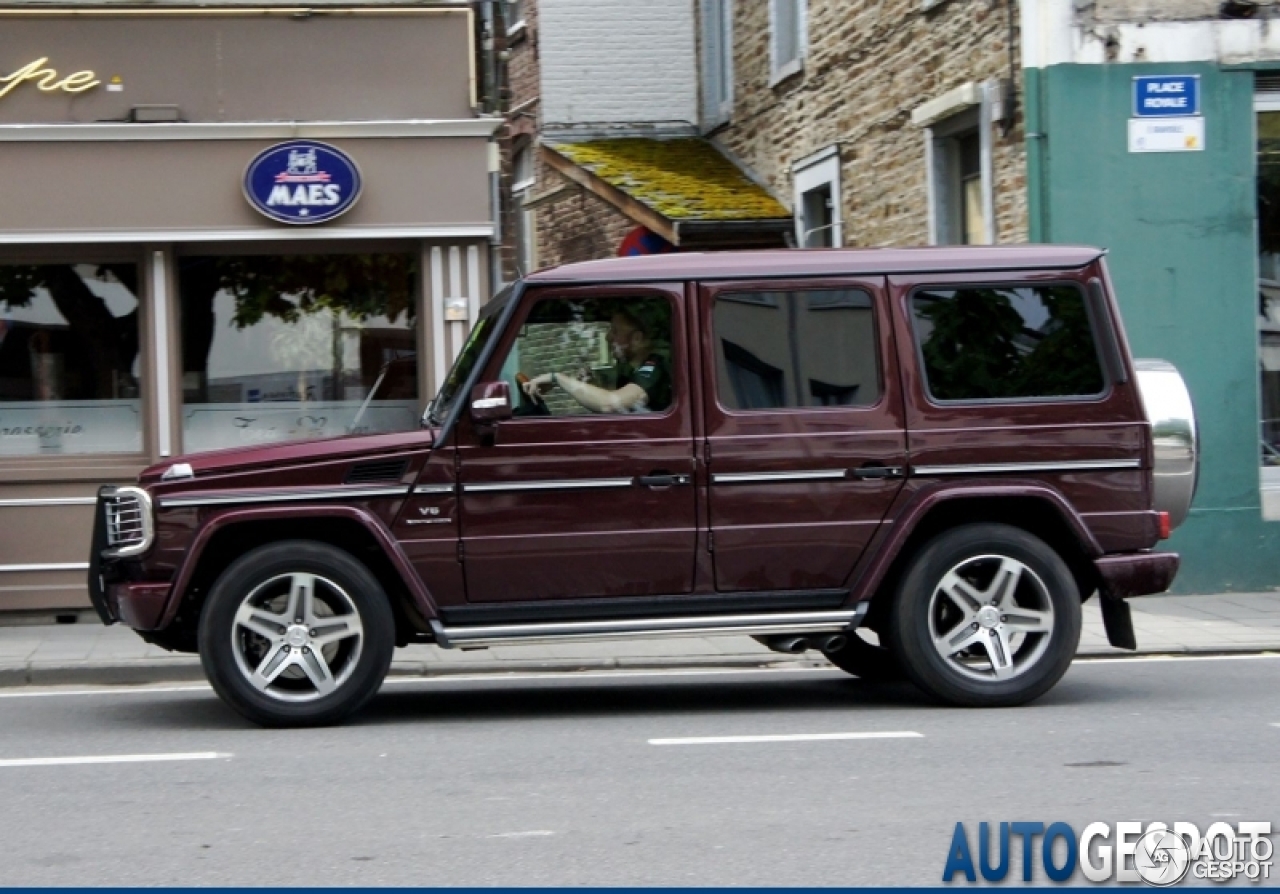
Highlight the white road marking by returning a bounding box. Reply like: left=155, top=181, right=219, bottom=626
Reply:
left=0, top=751, right=229, bottom=768
left=487, top=830, right=556, bottom=838
left=649, top=731, right=924, bottom=746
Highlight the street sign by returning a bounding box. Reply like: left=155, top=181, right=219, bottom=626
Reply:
left=1128, top=117, right=1205, bottom=153
left=1133, top=75, right=1201, bottom=118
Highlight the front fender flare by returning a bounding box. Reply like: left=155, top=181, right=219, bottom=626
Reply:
left=157, top=504, right=438, bottom=629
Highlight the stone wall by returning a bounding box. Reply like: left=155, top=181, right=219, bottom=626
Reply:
left=1090, top=0, right=1280, bottom=22
left=709, top=0, right=1028, bottom=247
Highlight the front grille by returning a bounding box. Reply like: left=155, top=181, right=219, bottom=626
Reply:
left=100, top=486, right=155, bottom=559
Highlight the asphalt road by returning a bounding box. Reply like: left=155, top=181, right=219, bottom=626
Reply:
left=0, top=656, right=1277, bottom=886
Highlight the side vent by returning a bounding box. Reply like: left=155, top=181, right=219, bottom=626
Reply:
left=345, top=459, right=409, bottom=485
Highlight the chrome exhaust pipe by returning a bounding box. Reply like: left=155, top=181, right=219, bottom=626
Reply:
left=814, top=633, right=848, bottom=653
left=753, top=634, right=811, bottom=654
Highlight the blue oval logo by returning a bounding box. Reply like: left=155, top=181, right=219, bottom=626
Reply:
left=243, top=140, right=363, bottom=225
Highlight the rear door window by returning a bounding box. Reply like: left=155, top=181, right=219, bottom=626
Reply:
left=909, top=283, right=1106, bottom=401
left=712, top=289, right=881, bottom=411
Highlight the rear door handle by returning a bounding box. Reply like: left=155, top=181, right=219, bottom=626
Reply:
left=637, top=472, right=692, bottom=488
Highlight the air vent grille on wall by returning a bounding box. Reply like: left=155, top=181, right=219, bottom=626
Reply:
left=1257, top=73, right=1280, bottom=96
left=345, top=459, right=410, bottom=485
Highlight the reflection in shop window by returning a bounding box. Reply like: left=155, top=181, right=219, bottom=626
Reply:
left=1256, top=107, right=1280, bottom=519
left=0, top=263, right=142, bottom=455
left=178, top=253, right=419, bottom=452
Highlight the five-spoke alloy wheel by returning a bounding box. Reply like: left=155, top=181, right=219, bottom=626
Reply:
left=199, top=541, right=394, bottom=727
left=888, top=524, right=1081, bottom=707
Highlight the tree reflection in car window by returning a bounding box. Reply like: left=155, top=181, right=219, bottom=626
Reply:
left=911, top=284, right=1105, bottom=401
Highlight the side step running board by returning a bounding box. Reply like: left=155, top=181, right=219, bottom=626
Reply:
left=430, top=606, right=867, bottom=649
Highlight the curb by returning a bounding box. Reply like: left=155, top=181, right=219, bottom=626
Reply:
left=1, top=645, right=1278, bottom=689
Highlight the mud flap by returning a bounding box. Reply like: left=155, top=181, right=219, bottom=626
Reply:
left=1099, top=597, right=1137, bottom=651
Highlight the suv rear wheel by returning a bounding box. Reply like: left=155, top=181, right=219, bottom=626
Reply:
left=198, top=541, right=394, bottom=727
left=888, top=523, right=1081, bottom=707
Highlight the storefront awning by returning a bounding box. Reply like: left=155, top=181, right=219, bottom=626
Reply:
left=541, top=137, right=792, bottom=248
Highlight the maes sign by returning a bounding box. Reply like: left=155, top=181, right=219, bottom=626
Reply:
left=243, top=140, right=363, bottom=225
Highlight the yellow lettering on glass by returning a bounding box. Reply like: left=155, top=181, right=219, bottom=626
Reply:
left=0, top=58, right=101, bottom=100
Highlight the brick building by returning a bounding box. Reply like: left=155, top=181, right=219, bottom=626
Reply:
left=495, top=0, right=792, bottom=280
left=495, top=0, right=1027, bottom=279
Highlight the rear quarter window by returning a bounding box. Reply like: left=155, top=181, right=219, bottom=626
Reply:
left=909, top=283, right=1106, bottom=401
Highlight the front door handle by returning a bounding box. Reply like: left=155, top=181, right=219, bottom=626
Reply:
left=850, top=463, right=905, bottom=480
left=637, top=472, right=692, bottom=488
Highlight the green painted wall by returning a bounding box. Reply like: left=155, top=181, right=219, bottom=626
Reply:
left=1026, top=62, right=1280, bottom=593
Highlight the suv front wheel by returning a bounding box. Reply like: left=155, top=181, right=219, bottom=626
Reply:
left=198, top=540, right=395, bottom=727
left=889, top=524, right=1081, bottom=707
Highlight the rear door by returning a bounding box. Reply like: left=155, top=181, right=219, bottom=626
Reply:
left=700, top=278, right=907, bottom=592
left=455, top=283, right=698, bottom=602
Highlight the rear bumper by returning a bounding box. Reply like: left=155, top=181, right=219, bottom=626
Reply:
left=1091, top=551, right=1179, bottom=651
left=1094, top=551, right=1180, bottom=600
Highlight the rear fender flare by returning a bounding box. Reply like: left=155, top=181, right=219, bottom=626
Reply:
left=846, top=480, right=1104, bottom=607
left=158, top=504, right=438, bottom=629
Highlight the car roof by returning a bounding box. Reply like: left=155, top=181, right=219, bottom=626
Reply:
left=523, top=244, right=1105, bottom=284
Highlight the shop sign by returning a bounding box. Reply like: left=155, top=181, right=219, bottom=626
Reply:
left=1128, top=117, right=1205, bottom=153
left=0, top=57, right=100, bottom=100
left=0, top=401, right=141, bottom=455
left=183, top=401, right=417, bottom=451
left=243, top=140, right=363, bottom=225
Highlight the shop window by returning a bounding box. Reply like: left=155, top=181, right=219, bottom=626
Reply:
left=769, top=0, right=806, bottom=85
left=1255, top=96, right=1280, bottom=519
left=496, top=295, right=675, bottom=417
left=178, top=252, right=419, bottom=452
left=0, top=262, right=142, bottom=455
left=793, top=147, right=842, bottom=247
left=713, top=289, right=879, bottom=410
left=700, top=0, right=734, bottom=127
left=909, top=284, right=1105, bottom=402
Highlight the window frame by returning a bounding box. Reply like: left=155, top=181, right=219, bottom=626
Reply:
left=709, top=282, right=885, bottom=416
left=511, top=145, right=537, bottom=276
left=792, top=146, right=842, bottom=248
left=906, top=279, right=1114, bottom=407
left=700, top=0, right=735, bottom=128
left=768, top=0, right=807, bottom=86
left=923, top=86, right=996, bottom=246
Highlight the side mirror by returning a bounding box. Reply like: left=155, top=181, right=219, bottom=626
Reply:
left=469, top=381, right=513, bottom=425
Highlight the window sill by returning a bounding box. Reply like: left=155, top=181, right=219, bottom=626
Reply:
left=769, top=59, right=804, bottom=89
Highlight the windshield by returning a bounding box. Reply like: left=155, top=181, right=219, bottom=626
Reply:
left=423, top=285, right=513, bottom=426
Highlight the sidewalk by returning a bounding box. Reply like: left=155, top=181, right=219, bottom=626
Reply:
left=0, top=592, right=1278, bottom=688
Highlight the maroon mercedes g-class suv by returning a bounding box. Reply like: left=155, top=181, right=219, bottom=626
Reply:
left=88, top=246, right=1197, bottom=726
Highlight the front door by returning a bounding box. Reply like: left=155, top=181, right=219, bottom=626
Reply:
left=700, top=278, right=907, bottom=592
left=456, top=284, right=697, bottom=602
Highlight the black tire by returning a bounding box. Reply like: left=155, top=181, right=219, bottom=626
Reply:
left=823, top=629, right=904, bottom=682
left=198, top=540, right=395, bottom=727
left=887, top=523, right=1081, bottom=707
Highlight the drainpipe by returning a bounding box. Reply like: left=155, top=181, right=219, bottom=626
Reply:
left=478, top=0, right=505, bottom=290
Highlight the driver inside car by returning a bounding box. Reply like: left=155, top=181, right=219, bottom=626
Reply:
left=522, top=307, right=672, bottom=414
